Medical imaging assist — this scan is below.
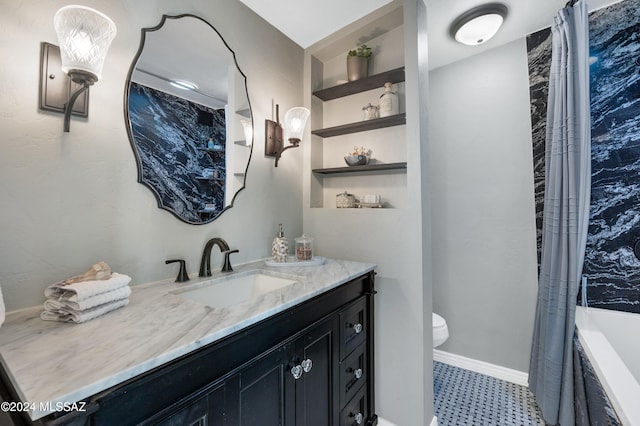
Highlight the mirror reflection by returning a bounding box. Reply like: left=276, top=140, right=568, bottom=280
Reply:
left=125, top=14, right=252, bottom=224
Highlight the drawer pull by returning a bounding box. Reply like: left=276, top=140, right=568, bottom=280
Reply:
left=350, top=412, right=364, bottom=425
left=353, top=368, right=363, bottom=379
left=291, top=364, right=303, bottom=380
left=348, top=322, right=363, bottom=334
left=301, top=358, right=313, bottom=373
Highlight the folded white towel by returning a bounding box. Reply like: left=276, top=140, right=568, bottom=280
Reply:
left=44, top=286, right=131, bottom=312
left=45, top=273, right=131, bottom=302
left=40, top=298, right=129, bottom=324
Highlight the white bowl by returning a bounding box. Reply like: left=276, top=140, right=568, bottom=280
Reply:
left=344, top=155, right=369, bottom=166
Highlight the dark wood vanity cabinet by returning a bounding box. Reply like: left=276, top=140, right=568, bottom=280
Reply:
left=220, top=316, right=338, bottom=425
left=0, top=271, right=377, bottom=426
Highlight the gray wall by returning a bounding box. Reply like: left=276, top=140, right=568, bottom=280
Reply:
left=0, top=0, right=304, bottom=311
left=302, top=1, right=434, bottom=424
left=428, top=39, right=539, bottom=373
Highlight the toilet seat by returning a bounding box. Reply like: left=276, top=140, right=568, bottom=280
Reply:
left=432, top=313, right=449, bottom=348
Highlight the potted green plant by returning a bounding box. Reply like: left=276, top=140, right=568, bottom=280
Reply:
left=347, top=44, right=372, bottom=81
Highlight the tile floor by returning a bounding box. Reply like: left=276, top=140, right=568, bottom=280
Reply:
left=434, top=361, right=547, bottom=426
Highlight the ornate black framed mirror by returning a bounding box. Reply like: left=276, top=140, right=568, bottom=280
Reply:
left=125, top=14, right=253, bottom=224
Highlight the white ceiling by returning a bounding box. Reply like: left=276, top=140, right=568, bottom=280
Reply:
left=237, top=0, right=394, bottom=48
left=239, top=0, right=621, bottom=70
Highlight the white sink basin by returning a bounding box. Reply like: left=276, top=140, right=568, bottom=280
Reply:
left=173, top=271, right=299, bottom=308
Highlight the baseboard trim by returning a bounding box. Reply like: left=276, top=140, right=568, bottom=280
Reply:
left=433, top=349, right=529, bottom=386
left=376, top=417, right=395, bottom=426
left=378, top=415, right=436, bottom=425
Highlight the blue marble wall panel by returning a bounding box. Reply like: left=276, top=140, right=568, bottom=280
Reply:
left=526, top=28, right=552, bottom=270
left=527, top=0, right=640, bottom=313
left=128, top=82, right=226, bottom=224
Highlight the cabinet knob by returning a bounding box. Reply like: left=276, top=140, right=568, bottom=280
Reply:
left=350, top=412, right=364, bottom=425
left=301, top=358, right=313, bottom=373
left=291, top=365, right=303, bottom=380
left=353, top=323, right=363, bottom=334
left=353, top=368, right=363, bottom=379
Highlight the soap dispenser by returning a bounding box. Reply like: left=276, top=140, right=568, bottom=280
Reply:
left=272, top=224, right=289, bottom=262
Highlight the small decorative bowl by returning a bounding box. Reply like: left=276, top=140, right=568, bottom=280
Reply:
left=344, top=155, right=369, bottom=166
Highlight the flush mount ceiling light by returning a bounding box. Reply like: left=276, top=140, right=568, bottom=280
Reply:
left=169, top=79, right=198, bottom=90
left=450, top=3, right=508, bottom=46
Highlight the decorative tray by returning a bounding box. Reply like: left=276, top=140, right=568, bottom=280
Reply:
left=356, top=202, right=386, bottom=208
left=264, top=256, right=327, bottom=267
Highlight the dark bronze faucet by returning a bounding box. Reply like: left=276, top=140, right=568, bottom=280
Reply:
left=199, top=237, right=239, bottom=276
left=165, top=259, right=190, bottom=282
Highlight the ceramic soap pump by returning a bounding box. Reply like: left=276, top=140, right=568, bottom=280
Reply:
left=272, top=224, right=289, bottom=262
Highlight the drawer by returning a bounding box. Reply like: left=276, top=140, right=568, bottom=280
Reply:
left=340, top=297, right=366, bottom=359
left=340, top=343, right=367, bottom=408
left=340, top=386, right=368, bottom=426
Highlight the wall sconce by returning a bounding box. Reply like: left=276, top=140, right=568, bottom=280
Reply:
left=449, top=3, right=507, bottom=46
left=265, top=105, right=310, bottom=167
left=39, top=5, right=117, bottom=132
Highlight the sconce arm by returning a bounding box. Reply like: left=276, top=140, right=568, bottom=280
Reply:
left=63, top=83, right=90, bottom=132
left=274, top=141, right=300, bottom=167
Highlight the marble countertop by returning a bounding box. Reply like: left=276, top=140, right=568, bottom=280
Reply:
left=0, top=258, right=375, bottom=420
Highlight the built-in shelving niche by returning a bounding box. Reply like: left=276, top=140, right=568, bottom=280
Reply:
left=310, top=68, right=407, bottom=209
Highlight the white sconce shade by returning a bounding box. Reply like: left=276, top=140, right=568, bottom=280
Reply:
left=54, top=5, right=117, bottom=83
left=240, top=119, right=253, bottom=146
left=284, top=107, right=310, bottom=144
left=450, top=3, right=507, bottom=46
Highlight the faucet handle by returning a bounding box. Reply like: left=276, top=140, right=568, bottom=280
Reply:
left=165, top=259, right=190, bottom=282
left=221, top=249, right=239, bottom=272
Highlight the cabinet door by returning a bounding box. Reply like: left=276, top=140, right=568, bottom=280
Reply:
left=148, top=380, right=226, bottom=426
left=294, top=317, right=339, bottom=426
left=226, top=317, right=339, bottom=426
left=153, top=394, right=209, bottom=426
left=226, top=343, right=295, bottom=426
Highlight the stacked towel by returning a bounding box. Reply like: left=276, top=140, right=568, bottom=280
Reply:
left=41, top=272, right=132, bottom=324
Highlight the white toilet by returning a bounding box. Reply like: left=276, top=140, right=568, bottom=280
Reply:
left=432, top=313, right=449, bottom=348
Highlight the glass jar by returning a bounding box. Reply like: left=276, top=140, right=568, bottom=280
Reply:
left=295, top=234, right=313, bottom=261
left=336, top=191, right=356, bottom=208
left=362, top=103, right=378, bottom=120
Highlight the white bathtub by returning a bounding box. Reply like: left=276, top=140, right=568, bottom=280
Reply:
left=575, top=306, right=640, bottom=425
